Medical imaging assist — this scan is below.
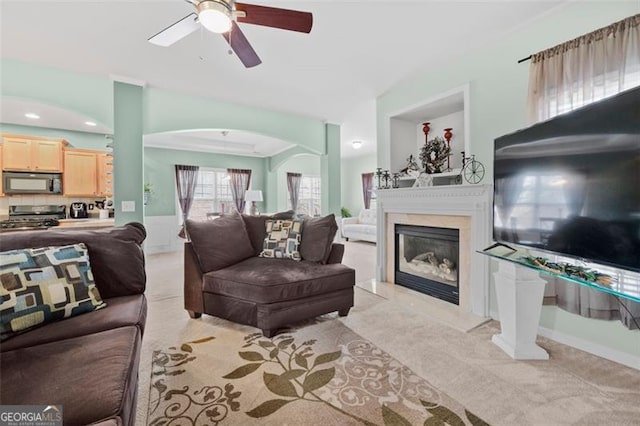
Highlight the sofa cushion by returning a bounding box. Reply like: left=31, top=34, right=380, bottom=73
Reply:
left=358, top=209, right=377, bottom=225
left=242, top=210, right=295, bottom=256
left=0, top=223, right=147, bottom=299
left=0, top=326, right=141, bottom=425
left=203, top=256, right=355, bottom=304
left=342, top=224, right=377, bottom=236
left=299, top=214, right=338, bottom=263
left=1, top=243, right=107, bottom=341
left=0, top=294, right=146, bottom=352
left=260, top=219, right=303, bottom=261
left=186, top=212, right=254, bottom=273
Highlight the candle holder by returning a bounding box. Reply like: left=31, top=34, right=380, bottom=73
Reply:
left=382, top=170, right=391, bottom=189
left=422, top=122, right=431, bottom=140
left=444, top=128, right=453, bottom=171
left=392, top=173, right=400, bottom=188
left=375, top=168, right=383, bottom=189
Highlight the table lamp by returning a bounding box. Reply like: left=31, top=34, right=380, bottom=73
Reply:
left=245, top=190, right=263, bottom=216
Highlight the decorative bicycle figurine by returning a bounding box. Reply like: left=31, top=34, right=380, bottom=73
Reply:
left=458, top=152, right=485, bottom=184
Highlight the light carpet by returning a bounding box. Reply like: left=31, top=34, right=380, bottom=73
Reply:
left=137, top=246, right=640, bottom=425
left=147, top=319, right=489, bottom=425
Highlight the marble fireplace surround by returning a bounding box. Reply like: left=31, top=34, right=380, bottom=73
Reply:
left=376, top=185, right=492, bottom=318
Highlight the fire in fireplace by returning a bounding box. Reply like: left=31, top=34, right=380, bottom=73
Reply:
left=395, top=224, right=460, bottom=304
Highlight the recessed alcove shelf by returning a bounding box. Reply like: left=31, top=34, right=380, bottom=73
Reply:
left=386, top=84, right=471, bottom=181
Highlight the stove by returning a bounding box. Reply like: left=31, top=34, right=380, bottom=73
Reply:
left=1, top=205, right=66, bottom=232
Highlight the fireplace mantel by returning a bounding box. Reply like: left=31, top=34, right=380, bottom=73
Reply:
left=376, top=184, right=492, bottom=317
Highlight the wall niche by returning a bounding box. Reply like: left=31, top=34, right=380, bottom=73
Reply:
left=387, top=84, right=470, bottom=186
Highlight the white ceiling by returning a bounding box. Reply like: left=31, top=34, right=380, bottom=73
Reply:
left=0, top=0, right=565, bottom=157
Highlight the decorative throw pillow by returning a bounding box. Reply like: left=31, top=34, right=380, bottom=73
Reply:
left=299, top=214, right=339, bottom=263
left=260, top=219, right=303, bottom=261
left=242, top=210, right=295, bottom=256
left=0, top=243, right=107, bottom=341
left=186, top=212, right=255, bottom=273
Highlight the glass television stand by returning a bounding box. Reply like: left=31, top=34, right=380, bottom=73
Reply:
left=479, top=243, right=639, bottom=360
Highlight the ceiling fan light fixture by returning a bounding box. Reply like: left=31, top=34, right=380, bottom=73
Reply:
left=197, top=1, right=232, bottom=34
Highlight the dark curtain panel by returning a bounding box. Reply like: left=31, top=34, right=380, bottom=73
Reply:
left=228, top=168, right=252, bottom=213
left=287, top=172, right=302, bottom=212
left=175, top=164, right=199, bottom=239
left=362, top=172, right=374, bottom=209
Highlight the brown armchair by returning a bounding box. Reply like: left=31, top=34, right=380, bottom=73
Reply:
left=184, top=213, right=355, bottom=337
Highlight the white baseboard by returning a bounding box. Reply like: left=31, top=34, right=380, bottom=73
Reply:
left=489, top=309, right=639, bottom=370
left=144, top=215, right=183, bottom=254
left=537, top=326, right=640, bottom=370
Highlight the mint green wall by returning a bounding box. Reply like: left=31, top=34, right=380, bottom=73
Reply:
left=144, top=147, right=267, bottom=216
left=144, top=88, right=327, bottom=154
left=340, top=153, right=377, bottom=217
left=377, top=2, right=639, bottom=182
left=276, top=154, right=321, bottom=211
left=0, top=124, right=108, bottom=150
left=321, top=123, right=341, bottom=215
left=377, top=2, right=640, bottom=356
left=1, top=59, right=113, bottom=128
left=2, top=60, right=339, bottom=224
left=114, top=82, right=144, bottom=225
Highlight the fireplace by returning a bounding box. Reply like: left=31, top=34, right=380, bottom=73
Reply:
left=395, top=225, right=460, bottom=304
left=377, top=185, right=492, bottom=317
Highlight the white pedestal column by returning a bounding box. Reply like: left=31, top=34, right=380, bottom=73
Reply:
left=492, top=261, right=549, bottom=360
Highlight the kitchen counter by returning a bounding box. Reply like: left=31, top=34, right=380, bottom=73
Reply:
left=58, top=218, right=115, bottom=228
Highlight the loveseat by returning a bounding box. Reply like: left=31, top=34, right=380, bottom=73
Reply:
left=0, top=223, right=147, bottom=426
left=342, top=208, right=377, bottom=243
left=184, top=212, right=355, bottom=337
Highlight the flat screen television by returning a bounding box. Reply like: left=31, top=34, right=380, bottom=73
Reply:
left=493, top=86, right=640, bottom=272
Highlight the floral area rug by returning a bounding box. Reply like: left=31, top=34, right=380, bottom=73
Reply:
left=147, top=321, right=490, bottom=425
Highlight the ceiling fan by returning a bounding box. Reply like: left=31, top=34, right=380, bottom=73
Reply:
left=148, top=0, right=313, bottom=68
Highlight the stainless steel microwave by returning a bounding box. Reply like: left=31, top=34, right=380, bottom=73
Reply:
left=3, top=172, right=62, bottom=194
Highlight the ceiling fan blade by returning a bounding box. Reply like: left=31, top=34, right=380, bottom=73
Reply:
left=235, top=3, right=313, bottom=33
left=148, top=13, right=199, bottom=47
left=222, top=22, right=262, bottom=68
left=223, top=21, right=262, bottom=68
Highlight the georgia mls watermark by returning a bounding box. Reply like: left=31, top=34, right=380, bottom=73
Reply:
left=0, top=406, right=62, bottom=426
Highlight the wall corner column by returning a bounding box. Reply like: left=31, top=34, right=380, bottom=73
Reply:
left=321, top=123, right=341, bottom=215
left=113, top=81, right=144, bottom=225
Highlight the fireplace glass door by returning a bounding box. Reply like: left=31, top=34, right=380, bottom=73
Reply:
left=395, top=225, right=460, bottom=304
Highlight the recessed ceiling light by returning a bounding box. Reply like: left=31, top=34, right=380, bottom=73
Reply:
left=85, top=121, right=97, bottom=127
left=352, top=140, right=363, bottom=149
left=25, top=113, right=40, bottom=119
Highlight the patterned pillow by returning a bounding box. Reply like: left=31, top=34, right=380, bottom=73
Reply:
left=0, top=243, right=107, bottom=341
left=260, top=219, right=303, bottom=261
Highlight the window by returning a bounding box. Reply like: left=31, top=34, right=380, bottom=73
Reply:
left=189, top=169, right=233, bottom=220
left=527, top=15, right=639, bottom=122
left=296, top=175, right=321, bottom=216
left=545, top=70, right=640, bottom=118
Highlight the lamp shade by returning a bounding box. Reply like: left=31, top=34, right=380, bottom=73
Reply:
left=245, top=190, right=263, bottom=202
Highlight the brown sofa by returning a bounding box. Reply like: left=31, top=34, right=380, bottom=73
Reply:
left=184, top=213, right=355, bottom=337
left=0, top=223, right=147, bottom=426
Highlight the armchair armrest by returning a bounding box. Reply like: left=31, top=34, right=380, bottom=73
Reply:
left=326, top=243, right=345, bottom=264
left=184, top=242, right=205, bottom=316
left=342, top=217, right=359, bottom=225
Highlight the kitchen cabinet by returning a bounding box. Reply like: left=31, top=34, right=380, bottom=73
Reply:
left=1, top=136, right=65, bottom=172
left=97, top=152, right=113, bottom=197
left=63, top=149, right=112, bottom=197
left=64, top=149, right=98, bottom=196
